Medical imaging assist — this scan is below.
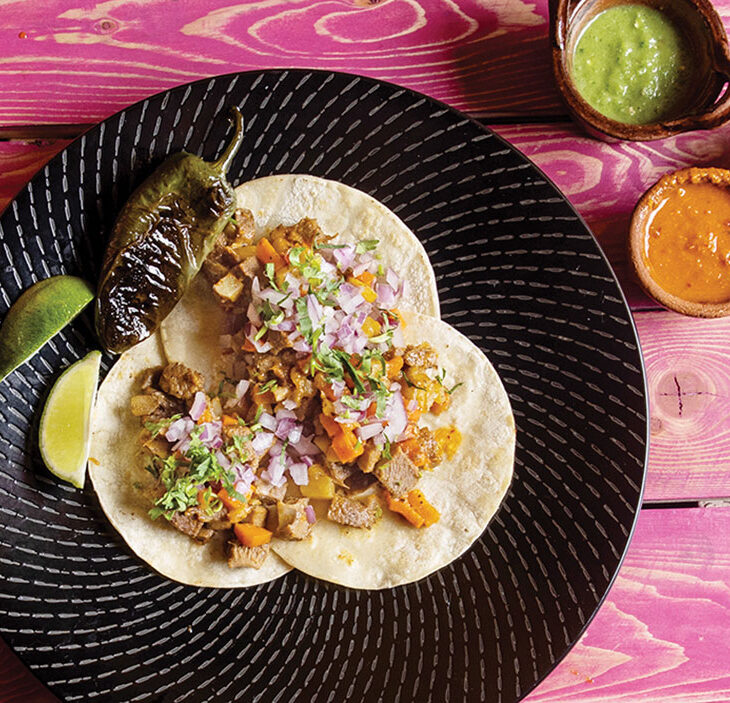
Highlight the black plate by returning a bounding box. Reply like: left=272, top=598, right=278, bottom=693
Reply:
left=0, top=70, right=647, bottom=703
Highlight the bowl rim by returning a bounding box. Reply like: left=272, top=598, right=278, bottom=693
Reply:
left=552, top=0, right=730, bottom=141
left=629, top=166, right=730, bottom=318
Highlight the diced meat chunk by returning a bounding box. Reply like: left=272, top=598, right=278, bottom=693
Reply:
left=224, top=208, right=256, bottom=247
left=232, top=256, right=259, bottom=280
left=140, top=389, right=186, bottom=421
left=130, top=393, right=160, bottom=416
left=375, top=448, right=420, bottom=498
left=226, top=540, right=270, bottom=569
left=245, top=504, right=268, bottom=528
left=169, top=511, right=214, bottom=544
left=357, top=443, right=381, bottom=473
left=267, top=498, right=313, bottom=540
left=328, top=494, right=380, bottom=529
left=159, top=363, right=204, bottom=400
left=202, top=257, right=229, bottom=283
left=417, top=427, right=443, bottom=466
left=403, top=343, right=438, bottom=369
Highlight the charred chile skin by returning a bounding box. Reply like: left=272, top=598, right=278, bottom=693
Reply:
left=96, top=107, right=244, bottom=353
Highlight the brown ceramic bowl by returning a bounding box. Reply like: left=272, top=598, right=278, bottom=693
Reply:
left=629, top=167, right=730, bottom=317
left=552, top=0, right=730, bottom=141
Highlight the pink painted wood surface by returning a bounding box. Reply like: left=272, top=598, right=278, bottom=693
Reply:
left=1, top=506, right=727, bottom=702
left=638, top=311, right=730, bottom=501
left=528, top=505, right=730, bottom=702
left=0, top=0, right=553, bottom=125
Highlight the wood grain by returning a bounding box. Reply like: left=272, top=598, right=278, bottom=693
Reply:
left=528, top=505, right=730, bottom=702
left=0, top=0, right=554, bottom=126
left=3, top=506, right=728, bottom=702
left=637, top=311, right=730, bottom=502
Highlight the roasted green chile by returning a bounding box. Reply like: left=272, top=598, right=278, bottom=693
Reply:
left=96, top=108, right=244, bottom=353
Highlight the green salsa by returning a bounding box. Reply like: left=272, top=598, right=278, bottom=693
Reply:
left=571, top=4, right=694, bottom=124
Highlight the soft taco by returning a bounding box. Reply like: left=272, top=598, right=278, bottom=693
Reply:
left=160, top=174, right=440, bottom=385
left=89, top=205, right=514, bottom=589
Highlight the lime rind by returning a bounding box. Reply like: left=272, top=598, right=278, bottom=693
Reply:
left=39, top=350, right=102, bottom=488
left=0, top=276, right=94, bottom=383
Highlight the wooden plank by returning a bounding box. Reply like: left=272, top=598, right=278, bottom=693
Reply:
left=528, top=505, right=730, bottom=702
left=491, top=121, right=730, bottom=309
left=637, top=311, right=730, bottom=502
left=2, top=505, right=728, bottom=702
left=0, top=140, right=69, bottom=214
left=0, top=0, right=554, bottom=126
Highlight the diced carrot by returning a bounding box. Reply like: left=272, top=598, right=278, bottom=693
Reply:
left=386, top=492, right=424, bottom=528
left=407, top=489, right=440, bottom=527
left=366, top=401, right=377, bottom=418
left=406, top=406, right=422, bottom=423
left=319, top=413, right=342, bottom=438
left=362, top=316, right=381, bottom=338
left=357, top=270, right=376, bottom=287
left=222, top=414, right=238, bottom=426
left=398, top=438, right=428, bottom=468
left=197, top=489, right=211, bottom=513
left=234, top=523, right=272, bottom=548
left=218, top=487, right=243, bottom=512
left=256, top=237, right=285, bottom=270
left=386, top=356, right=404, bottom=380
left=242, top=338, right=256, bottom=352
left=332, top=428, right=363, bottom=463
left=197, top=407, right=214, bottom=425
left=434, top=427, right=462, bottom=460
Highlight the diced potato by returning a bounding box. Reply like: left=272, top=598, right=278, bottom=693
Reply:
left=130, top=394, right=159, bottom=416
left=213, top=273, right=244, bottom=303
left=300, top=464, right=335, bottom=499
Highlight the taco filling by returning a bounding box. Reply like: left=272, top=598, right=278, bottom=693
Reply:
left=132, top=211, right=463, bottom=570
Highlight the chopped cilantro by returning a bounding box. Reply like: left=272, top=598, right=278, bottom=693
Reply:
left=144, top=414, right=181, bottom=438
left=355, top=239, right=379, bottom=254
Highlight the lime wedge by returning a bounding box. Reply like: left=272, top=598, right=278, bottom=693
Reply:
left=0, top=276, right=94, bottom=383
left=39, top=350, right=101, bottom=488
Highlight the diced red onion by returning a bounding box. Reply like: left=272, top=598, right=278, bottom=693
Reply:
left=275, top=417, right=298, bottom=440
left=301, top=455, right=315, bottom=467
left=267, top=453, right=287, bottom=484
left=287, top=425, right=303, bottom=444
left=332, top=245, right=356, bottom=270
left=304, top=505, right=316, bottom=524
left=165, top=417, right=192, bottom=443
left=269, top=441, right=282, bottom=457
left=251, top=431, right=274, bottom=454
left=247, top=302, right=261, bottom=325
left=385, top=268, right=400, bottom=291
left=199, top=421, right=221, bottom=445
left=331, top=380, right=345, bottom=398
left=209, top=435, right=223, bottom=450
left=352, top=256, right=375, bottom=277
left=235, top=379, right=251, bottom=402
left=337, top=283, right=364, bottom=314
left=357, top=423, right=383, bottom=441
left=215, top=450, right=231, bottom=469
left=376, top=283, right=396, bottom=308
left=288, top=462, right=309, bottom=486
left=233, top=480, right=250, bottom=494
left=260, top=469, right=287, bottom=488
left=275, top=409, right=297, bottom=421
left=173, top=437, right=191, bottom=454
left=258, top=412, right=276, bottom=432
left=189, top=392, right=207, bottom=421
left=292, top=338, right=311, bottom=353
left=306, top=295, right=323, bottom=326
left=282, top=398, right=298, bottom=410
left=291, top=434, right=320, bottom=457
left=384, top=391, right=407, bottom=442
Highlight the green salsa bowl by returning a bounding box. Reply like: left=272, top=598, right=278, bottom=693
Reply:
left=552, top=0, right=730, bottom=141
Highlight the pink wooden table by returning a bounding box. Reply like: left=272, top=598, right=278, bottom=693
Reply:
left=1, top=1, right=729, bottom=701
